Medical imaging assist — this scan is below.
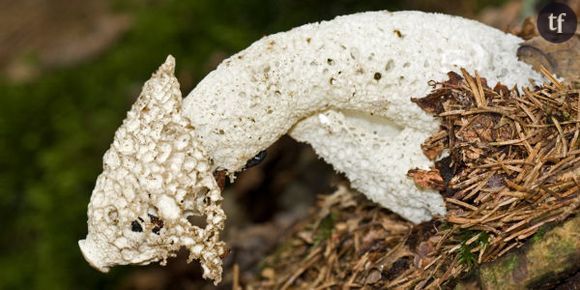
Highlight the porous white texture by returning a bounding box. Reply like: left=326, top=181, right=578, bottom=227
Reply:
left=291, top=110, right=443, bottom=222
left=78, top=56, right=226, bottom=284
left=183, top=11, right=542, bottom=222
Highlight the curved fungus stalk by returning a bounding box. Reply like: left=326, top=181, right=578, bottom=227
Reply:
left=79, top=11, right=542, bottom=284
left=182, top=11, right=541, bottom=222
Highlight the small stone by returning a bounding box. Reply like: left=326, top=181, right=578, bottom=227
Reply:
left=365, top=269, right=382, bottom=284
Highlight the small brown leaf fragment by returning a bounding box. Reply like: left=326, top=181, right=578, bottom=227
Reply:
left=493, top=82, right=510, bottom=96
left=407, top=168, right=445, bottom=191
left=412, top=71, right=465, bottom=114
left=411, top=90, right=449, bottom=114
left=456, top=114, right=496, bottom=143
left=421, top=130, right=447, bottom=160
left=447, top=71, right=464, bottom=84
left=463, top=147, right=485, bottom=161
left=213, top=170, right=227, bottom=191
left=421, top=142, right=445, bottom=160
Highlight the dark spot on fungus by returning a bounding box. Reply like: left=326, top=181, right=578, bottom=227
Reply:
left=393, top=29, right=403, bottom=38
left=244, top=150, right=267, bottom=169
left=106, top=207, right=119, bottom=225
left=213, top=170, right=227, bottom=191
left=220, top=247, right=231, bottom=259
left=198, top=187, right=210, bottom=199
left=266, top=41, right=276, bottom=51
left=374, top=72, right=382, bottom=80
left=187, top=215, right=208, bottom=228
left=148, top=214, right=164, bottom=235
left=306, top=37, right=311, bottom=43
left=131, top=220, right=143, bottom=232
left=385, top=60, right=395, bottom=72
left=327, top=58, right=335, bottom=65
left=329, top=77, right=336, bottom=85
left=218, top=129, right=225, bottom=135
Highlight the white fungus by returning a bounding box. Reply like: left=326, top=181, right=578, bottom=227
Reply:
left=80, top=11, right=543, bottom=283
left=182, top=11, right=542, bottom=222
left=78, top=57, right=226, bottom=284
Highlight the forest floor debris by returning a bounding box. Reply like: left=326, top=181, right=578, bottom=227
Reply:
left=246, top=69, right=580, bottom=289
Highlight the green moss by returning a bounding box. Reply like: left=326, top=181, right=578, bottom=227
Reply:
left=505, top=255, right=518, bottom=272
left=457, top=230, right=490, bottom=268
left=314, top=212, right=337, bottom=245
left=478, top=254, right=518, bottom=289
left=459, top=241, right=477, bottom=268
left=531, top=226, right=546, bottom=243
left=543, top=235, right=577, bottom=265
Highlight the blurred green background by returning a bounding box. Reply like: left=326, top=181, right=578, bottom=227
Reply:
left=0, top=0, right=516, bottom=289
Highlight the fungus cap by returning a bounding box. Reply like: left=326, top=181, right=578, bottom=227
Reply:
left=79, top=56, right=226, bottom=284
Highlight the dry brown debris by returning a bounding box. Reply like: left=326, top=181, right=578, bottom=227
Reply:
left=246, top=70, right=579, bottom=289
left=408, top=169, right=446, bottom=191
left=406, top=68, right=580, bottom=288
left=247, top=186, right=415, bottom=289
